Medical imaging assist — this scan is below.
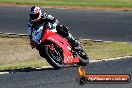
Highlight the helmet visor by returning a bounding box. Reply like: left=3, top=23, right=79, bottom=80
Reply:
left=29, top=13, right=39, bottom=20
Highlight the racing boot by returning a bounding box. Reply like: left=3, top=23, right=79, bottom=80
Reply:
left=66, top=33, right=83, bottom=51
left=56, top=25, right=82, bottom=51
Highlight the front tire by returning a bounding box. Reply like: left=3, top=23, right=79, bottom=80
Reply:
left=43, top=42, right=64, bottom=69
left=76, top=47, right=89, bottom=66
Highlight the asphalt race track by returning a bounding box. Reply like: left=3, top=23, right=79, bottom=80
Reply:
left=0, top=58, right=132, bottom=88
left=0, top=6, right=132, bottom=88
left=0, top=6, right=132, bottom=42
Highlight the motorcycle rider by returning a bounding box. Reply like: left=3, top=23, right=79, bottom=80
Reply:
left=27, top=6, right=80, bottom=50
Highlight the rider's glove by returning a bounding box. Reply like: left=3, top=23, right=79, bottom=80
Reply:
left=30, top=39, right=37, bottom=49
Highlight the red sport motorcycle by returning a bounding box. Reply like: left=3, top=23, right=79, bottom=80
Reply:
left=34, top=23, right=89, bottom=69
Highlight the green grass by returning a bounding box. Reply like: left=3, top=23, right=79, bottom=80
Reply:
left=0, top=59, right=49, bottom=71
left=80, top=40, right=132, bottom=60
left=0, top=35, right=132, bottom=70
left=0, top=0, right=132, bottom=8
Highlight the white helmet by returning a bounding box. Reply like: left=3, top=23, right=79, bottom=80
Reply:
left=29, top=6, right=42, bottom=22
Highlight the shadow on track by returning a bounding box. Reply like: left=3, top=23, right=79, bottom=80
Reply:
left=0, top=67, right=56, bottom=73
left=0, top=65, right=80, bottom=74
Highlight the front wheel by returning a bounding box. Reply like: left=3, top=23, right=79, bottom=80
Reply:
left=43, top=43, right=64, bottom=69
left=76, top=47, right=89, bottom=66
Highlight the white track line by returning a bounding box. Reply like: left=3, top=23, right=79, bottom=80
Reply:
left=0, top=72, right=10, bottom=75
left=90, top=56, right=132, bottom=63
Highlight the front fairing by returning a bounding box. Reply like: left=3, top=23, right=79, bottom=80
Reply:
left=40, top=28, right=79, bottom=64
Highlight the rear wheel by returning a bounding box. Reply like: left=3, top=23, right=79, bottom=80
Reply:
left=43, top=42, right=64, bottom=69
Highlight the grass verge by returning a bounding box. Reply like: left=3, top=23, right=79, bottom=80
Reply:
left=0, top=34, right=132, bottom=70
left=0, top=0, right=132, bottom=8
